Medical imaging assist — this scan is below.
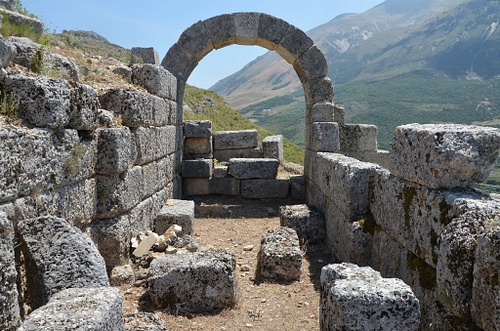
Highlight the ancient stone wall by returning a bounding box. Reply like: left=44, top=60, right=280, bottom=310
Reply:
left=307, top=123, right=500, bottom=330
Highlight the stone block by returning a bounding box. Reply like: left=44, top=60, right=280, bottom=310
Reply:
left=178, top=20, right=213, bottom=61
left=334, top=104, right=345, bottom=125
left=293, top=46, right=328, bottom=83
left=131, top=47, right=159, bottom=64
left=320, top=263, right=420, bottom=331
left=229, top=158, right=279, bottom=179
left=18, top=287, right=123, bottom=331
left=54, top=179, right=96, bottom=227
left=372, top=169, right=485, bottom=267
left=134, top=126, right=176, bottom=165
left=96, top=166, right=143, bottom=219
left=96, top=127, right=133, bottom=175
left=155, top=199, right=194, bottom=236
left=67, top=81, right=99, bottom=130
left=203, top=14, right=236, bottom=49
left=280, top=204, right=325, bottom=244
left=131, top=63, right=177, bottom=100
left=183, top=178, right=210, bottom=196
left=471, top=215, right=500, bottom=331
left=390, top=124, right=500, bottom=189
left=148, top=250, right=236, bottom=313
left=262, top=135, right=283, bottom=160
left=161, top=42, right=197, bottom=83
left=184, top=137, right=212, bottom=156
left=345, top=150, right=390, bottom=169
left=311, top=101, right=335, bottom=123
left=213, top=147, right=262, bottom=162
left=0, top=35, right=15, bottom=68
left=128, top=189, right=167, bottom=237
left=17, top=216, right=109, bottom=308
left=340, top=123, right=378, bottom=153
left=260, top=227, right=302, bottom=281
left=241, top=179, right=289, bottom=199
left=256, top=13, right=289, bottom=51
left=184, top=120, right=212, bottom=137
left=0, top=9, right=43, bottom=35
left=99, top=89, right=171, bottom=127
left=182, top=159, right=212, bottom=178
left=310, top=122, right=340, bottom=152
left=275, top=24, right=314, bottom=64
left=213, top=165, right=228, bottom=178
left=213, top=129, right=258, bottom=150
left=209, top=177, right=240, bottom=196
left=0, top=212, right=20, bottom=331
left=303, top=75, right=334, bottom=105
left=290, top=175, right=306, bottom=200
left=234, top=12, right=261, bottom=45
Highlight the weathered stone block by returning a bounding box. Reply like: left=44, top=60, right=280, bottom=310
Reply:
left=293, top=46, right=328, bottom=83
left=67, top=81, right=99, bottom=130
left=128, top=189, right=167, bottom=237
left=229, top=158, right=279, bottom=179
left=131, top=64, right=177, bottom=100
left=203, top=14, right=236, bottom=49
left=18, top=287, right=123, bottom=331
left=241, top=179, right=289, bottom=199
left=17, top=216, right=109, bottom=308
left=213, top=147, right=262, bottom=162
left=0, top=9, right=43, bottom=35
left=55, top=179, right=96, bottom=227
left=213, top=165, right=228, bottom=178
left=213, top=129, right=258, bottom=150
left=182, top=159, right=212, bottom=178
left=183, top=178, right=210, bottom=196
left=131, top=47, right=159, bottom=64
left=280, top=204, right=325, bottom=244
left=234, top=12, right=261, bottom=45
left=96, top=166, right=143, bottom=219
left=372, top=169, right=485, bottom=267
left=148, top=250, right=237, bottom=313
left=161, top=42, right=197, bottom=83
left=340, top=124, right=378, bottom=153
left=275, top=24, right=314, bottom=64
left=184, top=120, right=212, bottom=137
left=209, top=177, right=240, bottom=196
left=262, top=135, right=283, bottom=160
left=334, top=104, right=345, bottom=125
left=320, top=263, right=420, bottom=331
left=303, top=76, right=334, bottom=105
left=260, top=227, right=302, bottom=281
left=0, top=211, right=20, bottom=331
left=134, top=126, right=176, bottom=165
left=471, top=216, right=500, bottom=331
left=311, top=101, right=335, bottom=123
left=0, top=35, right=15, bottom=68
left=256, top=13, right=289, bottom=51
left=185, top=137, right=212, bottom=155
left=178, top=20, right=213, bottom=61
left=390, top=124, right=500, bottom=189
left=310, top=122, right=340, bottom=152
left=91, top=215, right=131, bottom=272
left=155, top=199, right=194, bottom=236
left=96, top=127, right=133, bottom=175
left=290, top=175, right=306, bottom=200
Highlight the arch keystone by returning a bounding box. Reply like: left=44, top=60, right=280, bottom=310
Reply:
left=234, top=12, right=261, bottom=45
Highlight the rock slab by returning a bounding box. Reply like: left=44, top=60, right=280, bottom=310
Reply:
left=260, top=227, right=302, bottom=281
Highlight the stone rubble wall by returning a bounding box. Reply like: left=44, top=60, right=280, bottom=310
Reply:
left=0, top=43, right=182, bottom=329
left=307, top=123, right=500, bottom=330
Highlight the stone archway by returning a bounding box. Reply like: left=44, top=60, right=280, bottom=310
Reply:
left=162, top=12, right=335, bottom=184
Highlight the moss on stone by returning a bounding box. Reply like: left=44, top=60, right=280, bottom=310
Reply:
left=401, top=186, right=417, bottom=228
left=407, top=251, right=436, bottom=290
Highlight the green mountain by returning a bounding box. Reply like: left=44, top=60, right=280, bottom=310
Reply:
left=211, top=0, right=500, bottom=150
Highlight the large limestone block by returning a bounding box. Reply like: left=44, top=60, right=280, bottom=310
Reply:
left=213, top=147, right=262, bottom=162
left=213, top=129, right=258, bottom=150
left=293, top=46, right=328, bottom=83
left=311, top=101, right=335, bottom=123
left=148, top=250, right=236, bottom=313
left=96, top=127, right=134, bottom=175
left=209, top=177, right=240, bottom=196
left=203, top=14, right=236, bottom=49
left=241, top=179, right=289, bottom=199
left=184, top=120, right=212, bottom=138
left=177, top=20, right=213, bottom=61
left=18, top=287, right=123, bottom=331
left=260, top=227, right=302, bottom=281
left=256, top=13, right=289, bottom=51
left=372, top=169, right=485, bottom=267
left=130, top=47, right=159, bottom=64
left=91, top=215, right=131, bottom=272
left=340, top=124, right=378, bottom=152
left=390, top=124, right=500, bottom=189
left=17, top=216, right=109, bottom=308
left=229, top=158, right=279, bottom=179
left=154, top=199, right=194, bottom=236
left=320, top=263, right=420, bottom=331
left=161, top=42, right=197, bottom=83
left=131, top=64, right=177, bottom=100
left=133, top=126, right=176, bottom=165
left=280, top=204, right=325, bottom=244
left=0, top=212, right=20, bottom=331
left=234, top=12, right=261, bottom=45
left=183, top=178, right=210, bottom=196
left=275, top=24, right=314, bottom=64
left=99, top=89, right=172, bottom=127
left=303, top=76, right=334, bottom=105
left=471, top=215, right=500, bottom=331
left=96, top=166, right=144, bottom=219
left=310, top=122, right=340, bottom=152
left=184, top=137, right=212, bottom=158
left=262, top=135, right=283, bottom=160
left=54, top=179, right=96, bottom=227
left=0, top=9, right=43, bottom=35
left=0, top=35, right=15, bottom=68
left=182, top=159, right=212, bottom=178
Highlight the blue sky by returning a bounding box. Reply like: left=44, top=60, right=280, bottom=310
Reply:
left=21, top=0, right=384, bottom=88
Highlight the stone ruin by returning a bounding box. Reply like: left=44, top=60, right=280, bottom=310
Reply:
left=0, top=9, right=499, bottom=331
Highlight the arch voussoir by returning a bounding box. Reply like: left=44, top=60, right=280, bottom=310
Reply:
left=275, top=25, right=314, bottom=64
left=255, top=14, right=290, bottom=51
left=234, top=12, right=261, bottom=45
left=161, top=42, right=197, bottom=84
left=178, top=20, right=215, bottom=61
left=293, top=46, right=329, bottom=84
left=203, top=14, right=237, bottom=49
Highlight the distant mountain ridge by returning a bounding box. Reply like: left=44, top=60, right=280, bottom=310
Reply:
left=211, top=0, right=500, bottom=150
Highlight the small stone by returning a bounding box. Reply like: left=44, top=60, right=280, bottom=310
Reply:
left=243, top=245, right=254, bottom=251
left=241, top=265, right=251, bottom=272
left=165, top=246, right=178, bottom=254
left=133, top=232, right=158, bottom=258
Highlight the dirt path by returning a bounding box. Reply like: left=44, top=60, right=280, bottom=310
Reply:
left=120, top=197, right=332, bottom=331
